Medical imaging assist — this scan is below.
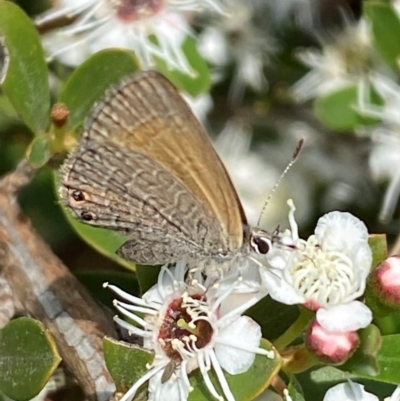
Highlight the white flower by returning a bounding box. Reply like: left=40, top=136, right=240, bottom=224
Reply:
left=323, top=381, right=400, bottom=401
left=198, top=0, right=274, bottom=102
left=105, top=261, right=273, bottom=401
left=36, top=0, right=223, bottom=73
left=291, top=19, right=378, bottom=102
left=323, top=381, right=378, bottom=401
left=260, top=200, right=373, bottom=333
left=356, top=74, right=400, bottom=221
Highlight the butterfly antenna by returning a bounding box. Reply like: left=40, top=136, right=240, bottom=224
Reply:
left=256, top=139, right=305, bottom=228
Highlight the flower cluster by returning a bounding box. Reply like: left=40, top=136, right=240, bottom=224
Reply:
left=36, top=0, right=223, bottom=74
left=261, top=200, right=373, bottom=363
left=291, top=19, right=380, bottom=102
left=105, top=199, right=376, bottom=400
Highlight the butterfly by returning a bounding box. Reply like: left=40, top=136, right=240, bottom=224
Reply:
left=60, top=71, right=281, bottom=269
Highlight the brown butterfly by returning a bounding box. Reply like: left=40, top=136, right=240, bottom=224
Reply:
left=60, top=71, right=280, bottom=269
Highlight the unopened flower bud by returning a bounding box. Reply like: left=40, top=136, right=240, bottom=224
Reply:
left=305, top=319, right=359, bottom=364
left=371, top=255, right=400, bottom=307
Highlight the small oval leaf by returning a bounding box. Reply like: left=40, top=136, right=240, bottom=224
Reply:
left=287, top=378, right=306, bottom=401
left=0, top=317, right=61, bottom=401
left=340, top=324, right=382, bottom=377
left=26, top=134, right=52, bottom=168
left=314, top=85, right=379, bottom=131
left=365, top=2, right=400, bottom=70
left=351, top=334, right=400, bottom=384
left=103, top=337, right=153, bottom=393
left=58, top=49, right=139, bottom=131
left=0, top=1, right=50, bottom=134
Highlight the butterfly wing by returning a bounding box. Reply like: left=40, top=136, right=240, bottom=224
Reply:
left=60, top=71, right=246, bottom=264
left=61, top=141, right=229, bottom=264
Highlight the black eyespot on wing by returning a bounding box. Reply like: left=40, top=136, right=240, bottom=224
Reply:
left=81, top=211, right=95, bottom=221
left=72, top=190, right=85, bottom=201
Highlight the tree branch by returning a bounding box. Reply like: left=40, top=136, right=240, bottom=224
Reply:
left=0, top=160, right=117, bottom=401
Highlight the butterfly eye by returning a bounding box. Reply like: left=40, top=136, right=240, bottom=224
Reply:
left=251, top=235, right=271, bottom=255
left=80, top=211, right=96, bottom=221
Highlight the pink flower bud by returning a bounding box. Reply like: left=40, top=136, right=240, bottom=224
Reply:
left=371, top=255, right=400, bottom=307
left=305, top=319, right=359, bottom=364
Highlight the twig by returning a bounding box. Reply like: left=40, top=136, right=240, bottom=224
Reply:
left=0, top=160, right=117, bottom=401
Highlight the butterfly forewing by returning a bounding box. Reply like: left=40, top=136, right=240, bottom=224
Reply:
left=60, top=71, right=246, bottom=264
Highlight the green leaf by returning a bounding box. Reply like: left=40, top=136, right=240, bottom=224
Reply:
left=0, top=1, right=50, bottom=134
left=314, top=85, right=378, bottom=131
left=26, top=134, right=52, bottom=168
left=103, top=337, right=153, bottom=394
left=0, top=317, right=61, bottom=401
left=287, top=378, right=306, bottom=401
left=135, top=265, right=161, bottom=294
left=247, top=295, right=300, bottom=342
left=155, top=35, right=211, bottom=97
left=76, top=270, right=140, bottom=308
left=58, top=49, right=139, bottom=131
left=352, top=334, right=400, bottom=384
left=375, top=311, right=400, bottom=336
left=369, top=234, right=388, bottom=269
left=340, top=324, right=382, bottom=377
left=310, top=366, right=349, bottom=383
left=365, top=2, right=400, bottom=70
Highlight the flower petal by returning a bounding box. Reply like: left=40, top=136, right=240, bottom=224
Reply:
left=148, top=367, right=190, bottom=401
left=323, top=382, right=378, bottom=401
left=214, top=316, right=261, bottom=374
left=315, top=211, right=372, bottom=286
left=259, top=268, right=305, bottom=305
left=315, top=211, right=368, bottom=251
left=317, top=301, right=372, bottom=332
